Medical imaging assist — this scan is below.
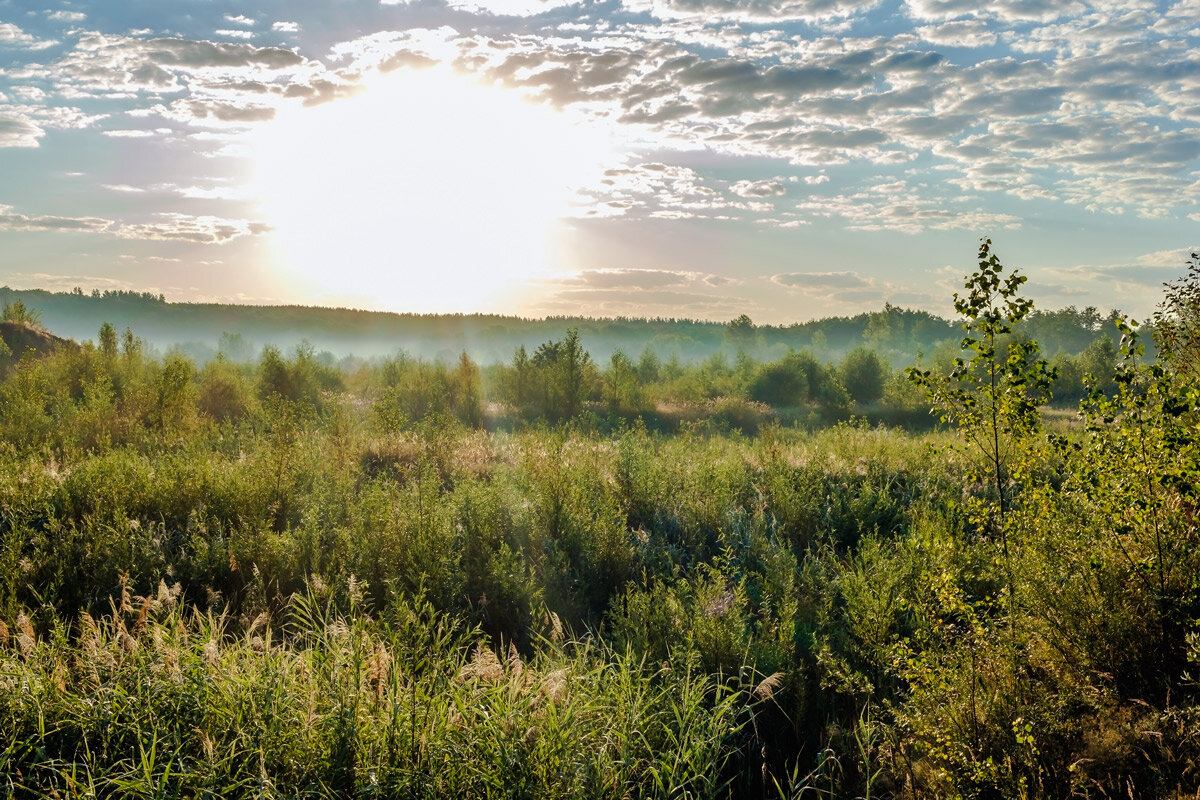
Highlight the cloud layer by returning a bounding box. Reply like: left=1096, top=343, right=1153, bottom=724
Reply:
left=0, top=0, right=1195, bottom=320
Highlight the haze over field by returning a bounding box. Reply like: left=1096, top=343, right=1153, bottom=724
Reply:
left=0, top=0, right=1196, bottom=322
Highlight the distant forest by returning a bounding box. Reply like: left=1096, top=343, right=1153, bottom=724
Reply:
left=0, top=285, right=1128, bottom=368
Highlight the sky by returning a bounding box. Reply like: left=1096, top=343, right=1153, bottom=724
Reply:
left=0, top=0, right=1197, bottom=325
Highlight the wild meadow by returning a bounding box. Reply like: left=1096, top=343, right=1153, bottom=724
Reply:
left=2, top=247, right=1200, bottom=798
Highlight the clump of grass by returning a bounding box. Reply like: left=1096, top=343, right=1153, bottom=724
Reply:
left=0, top=580, right=748, bottom=799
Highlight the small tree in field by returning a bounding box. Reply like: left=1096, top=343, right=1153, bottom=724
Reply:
left=1153, top=251, right=1200, bottom=376
left=98, top=322, right=118, bottom=359
left=908, top=239, right=1055, bottom=545
left=529, top=328, right=592, bottom=421
left=840, top=347, right=887, bottom=405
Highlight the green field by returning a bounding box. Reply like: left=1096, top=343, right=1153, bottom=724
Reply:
left=2, top=255, right=1199, bottom=798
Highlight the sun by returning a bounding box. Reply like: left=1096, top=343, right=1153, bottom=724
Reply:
left=250, top=65, right=614, bottom=314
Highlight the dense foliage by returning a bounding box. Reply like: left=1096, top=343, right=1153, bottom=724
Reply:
left=1, top=246, right=1198, bottom=798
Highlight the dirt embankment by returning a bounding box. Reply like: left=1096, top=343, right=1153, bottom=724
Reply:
left=0, top=321, right=76, bottom=369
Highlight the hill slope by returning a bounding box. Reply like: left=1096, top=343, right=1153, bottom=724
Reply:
left=0, top=320, right=75, bottom=370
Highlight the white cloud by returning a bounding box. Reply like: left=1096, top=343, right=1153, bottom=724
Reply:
left=380, top=0, right=577, bottom=10
left=445, top=0, right=581, bottom=14
left=772, top=271, right=871, bottom=288
left=578, top=162, right=753, bottom=220
left=731, top=178, right=788, bottom=198
left=159, top=98, right=277, bottom=125
left=272, top=21, right=300, bottom=33
left=329, top=28, right=461, bottom=70
left=101, top=129, right=159, bottom=138
left=627, top=0, right=882, bottom=22
left=914, top=20, right=998, bottom=47
left=115, top=214, right=271, bottom=243
left=0, top=22, right=58, bottom=50
left=562, top=268, right=730, bottom=290
left=0, top=204, right=269, bottom=244
left=23, top=30, right=356, bottom=135
left=0, top=204, right=111, bottom=233
left=0, top=114, right=44, bottom=147
left=224, top=14, right=256, bottom=26
left=906, top=0, right=1084, bottom=22
left=48, top=10, right=87, bottom=22
left=315, top=24, right=1196, bottom=221
left=1134, top=248, right=1197, bottom=266
left=792, top=184, right=1024, bottom=233
left=58, top=32, right=308, bottom=88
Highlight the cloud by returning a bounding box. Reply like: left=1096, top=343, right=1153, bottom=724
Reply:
left=165, top=183, right=246, bottom=200
left=115, top=214, right=271, bottom=243
left=531, top=286, right=750, bottom=320
left=772, top=271, right=872, bottom=289
left=0, top=22, right=57, bottom=50
left=321, top=21, right=1189, bottom=224
left=525, top=266, right=748, bottom=320
left=6, top=25, right=356, bottom=130
left=906, top=0, right=1085, bottom=22
left=162, top=99, right=277, bottom=124
left=0, top=115, right=44, bottom=147
left=328, top=28, right=461, bottom=72
left=115, top=37, right=303, bottom=70
left=379, top=0, right=579, bottom=10
left=224, top=14, right=255, bottom=26
left=86, top=17, right=1178, bottom=223
left=914, top=20, right=998, bottom=47
left=48, top=10, right=87, bottom=22
left=272, top=21, right=300, bottom=33
left=894, top=113, right=975, bottom=138
left=579, top=162, right=736, bottom=220
left=1037, top=250, right=1200, bottom=316
left=731, top=178, right=788, bottom=198
left=564, top=268, right=733, bottom=289
left=101, top=128, right=159, bottom=138
left=790, top=181, right=1024, bottom=233
left=567, top=269, right=694, bottom=289
left=444, top=0, right=581, bottom=15
left=0, top=204, right=269, bottom=244
left=5, top=272, right=133, bottom=293
left=435, top=32, right=945, bottom=170
left=1134, top=248, right=1199, bottom=267
left=626, top=0, right=883, bottom=22
left=767, top=271, right=899, bottom=310
left=45, top=32, right=316, bottom=104
left=0, top=205, right=111, bottom=233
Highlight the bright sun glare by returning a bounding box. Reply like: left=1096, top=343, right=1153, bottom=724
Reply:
left=251, top=66, right=615, bottom=313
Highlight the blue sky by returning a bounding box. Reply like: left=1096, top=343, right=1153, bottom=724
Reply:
left=0, top=0, right=1196, bottom=323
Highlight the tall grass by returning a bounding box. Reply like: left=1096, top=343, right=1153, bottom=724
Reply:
left=1, top=579, right=750, bottom=799
left=5, top=331, right=1199, bottom=796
